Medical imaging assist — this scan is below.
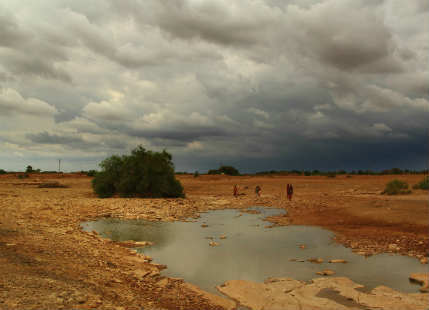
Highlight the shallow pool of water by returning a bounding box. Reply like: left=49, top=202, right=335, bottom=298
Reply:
left=81, top=208, right=426, bottom=294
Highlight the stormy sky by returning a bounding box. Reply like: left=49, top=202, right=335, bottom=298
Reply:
left=0, top=0, right=428, bottom=172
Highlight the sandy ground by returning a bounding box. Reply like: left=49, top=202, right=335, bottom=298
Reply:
left=0, top=173, right=427, bottom=309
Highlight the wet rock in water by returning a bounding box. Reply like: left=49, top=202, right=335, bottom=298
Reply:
left=219, top=234, right=227, bottom=239
left=329, top=259, right=347, bottom=264
left=118, top=240, right=153, bottom=247
left=409, top=273, right=429, bottom=292
left=316, top=269, right=336, bottom=276
left=209, top=241, right=219, bottom=247
left=217, top=276, right=429, bottom=310
left=308, top=257, right=324, bottom=263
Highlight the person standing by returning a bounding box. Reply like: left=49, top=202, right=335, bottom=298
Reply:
left=288, top=183, right=294, bottom=201
left=233, top=184, right=239, bottom=197
left=286, top=184, right=290, bottom=200
left=255, top=185, right=261, bottom=197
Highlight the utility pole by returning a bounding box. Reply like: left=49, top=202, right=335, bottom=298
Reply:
left=58, top=159, right=61, bottom=173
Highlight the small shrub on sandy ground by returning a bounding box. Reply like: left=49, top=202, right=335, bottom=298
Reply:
left=413, top=176, right=429, bottom=190
left=38, top=182, right=68, bottom=188
left=0, top=169, right=6, bottom=174
left=382, top=179, right=411, bottom=195
left=92, top=146, right=185, bottom=198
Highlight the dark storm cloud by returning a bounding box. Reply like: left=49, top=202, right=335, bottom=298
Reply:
left=0, top=7, right=72, bottom=82
left=0, top=0, right=427, bottom=172
left=113, top=0, right=278, bottom=48
left=128, top=126, right=229, bottom=142
left=26, top=132, right=87, bottom=146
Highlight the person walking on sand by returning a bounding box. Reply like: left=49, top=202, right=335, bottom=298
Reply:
left=233, top=184, right=239, bottom=198
left=288, top=183, right=294, bottom=201
left=255, top=185, right=261, bottom=197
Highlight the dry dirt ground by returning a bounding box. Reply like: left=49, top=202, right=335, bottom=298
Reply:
left=0, top=173, right=427, bottom=309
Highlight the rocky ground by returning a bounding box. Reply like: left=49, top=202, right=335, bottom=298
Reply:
left=0, top=173, right=428, bottom=309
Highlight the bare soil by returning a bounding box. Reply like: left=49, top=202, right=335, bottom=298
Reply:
left=0, top=173, right=427, bottom=309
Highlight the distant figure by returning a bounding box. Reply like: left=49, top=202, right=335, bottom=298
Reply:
left=233, top=184, right=239, bottom=197
left=255, top=185, right=261, bottom=197
left=286, top=184, right=290, bottom=200
left=287, top=184, right=294, bottom=201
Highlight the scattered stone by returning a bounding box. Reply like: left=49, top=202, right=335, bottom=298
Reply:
left=388, top=243, right=399, bottom=251
left=201, top=224, right=208, bottom=228
left=157, top=278, right=169, bottom=289
left=219, top=234, right=227, bottom=239
left=329, top=259, right=347, bottom=264
left=308, top=257, right=324, bottom=263
left=299, top=244, right=306, bottom=249
left=217, top=276, right=429, bottom=310
left=409, top=273, right=429, bottom=292
left=209, top=241, right=219, bottom=247
left=419, top=257, right=428, bottom=264
left=183, top=282, right=236, bottom=310
left=132, top=269, right=151, bottom=279
left=316, top=269, right=336, bottom=276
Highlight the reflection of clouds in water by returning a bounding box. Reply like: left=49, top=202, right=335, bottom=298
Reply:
left=82, top=209, right=427, bottom=294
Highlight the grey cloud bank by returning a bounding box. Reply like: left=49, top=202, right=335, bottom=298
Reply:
left=0, top=0, right=427, bottom=172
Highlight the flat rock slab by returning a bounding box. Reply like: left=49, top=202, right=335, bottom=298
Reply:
left=217, top=277, right=429, bottom=310
left=182, top=282, right=236, bottom=310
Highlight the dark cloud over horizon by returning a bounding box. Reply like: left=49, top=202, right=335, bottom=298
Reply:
left=0, top=0, right=427, bottom=172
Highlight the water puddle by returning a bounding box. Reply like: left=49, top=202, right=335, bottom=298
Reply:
left=81, top=208, right=426, bottom=294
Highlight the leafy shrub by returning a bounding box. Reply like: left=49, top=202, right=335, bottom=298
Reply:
left=382, top=179, right=411, bottom=195
left=208, top=166, right=239, bottom=176
left=218, top=165, right=239, bottom=176
left=0, top=169, right=6, bottom=174
left=25, top=165, right=33, bottom=173
left=413, top=176, right=429, bottom=190
left=18, top=173, right=29, bottom=179
left=92, top=146, right=185, bottom=198
left=38, top=182, right=67, bottom=188
left=193, top=171, right=200, bottom=178
left=86, top=170, right=97, bottom=177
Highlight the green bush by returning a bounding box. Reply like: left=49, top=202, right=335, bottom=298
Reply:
left=193, top=171, right=199, bottom=178
left=413, top=176, right=429, bottom=190
left=92, top=146, right=184, bottom=198
left=208, top=166, right=240, bottom=176
left=218, top=165, right=239, bottom=176
left=382, top=179, right=411, bottom=195
left=86, top=170, right=97, bottom=177
left=0, top=169, right=6, bottom=174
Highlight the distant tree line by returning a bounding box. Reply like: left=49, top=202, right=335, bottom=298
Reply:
left=207, top=165, right=240, bottom=176
left=251, top=168, right=429, bottom=176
